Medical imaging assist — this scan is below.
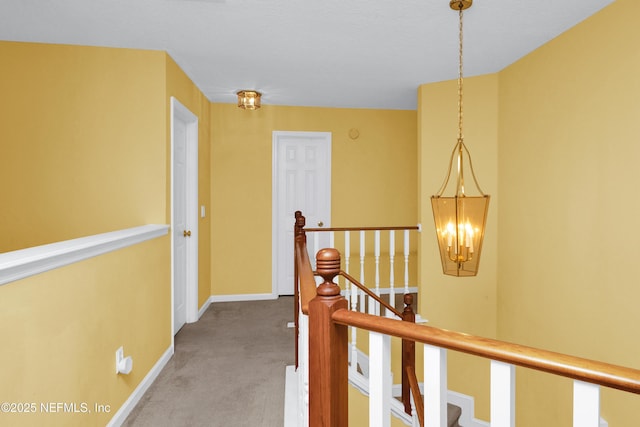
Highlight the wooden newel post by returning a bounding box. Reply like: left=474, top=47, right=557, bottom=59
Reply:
left=295, top=210, right=306, bottom=242
left=294, top=211, right=306, bottom=369
left=402, top=293, right=416, bottom=415
left=308, top=248, right=349, bottom=427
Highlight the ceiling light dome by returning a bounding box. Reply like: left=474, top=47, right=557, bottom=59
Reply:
left=237, top=90, right=261, bottom=110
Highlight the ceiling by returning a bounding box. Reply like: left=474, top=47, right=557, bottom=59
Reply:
left=0, top=0, right=615, bottom=110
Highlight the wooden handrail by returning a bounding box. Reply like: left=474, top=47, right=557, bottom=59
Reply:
left=304, top=225, right=420, bottom=233
left=332, top=309, right=640, bottom=394
left=339, top=270, right=402, bottom=318
left=296, top=236, right=317, bottom=315
left=406, top=365, right=424, bottom=427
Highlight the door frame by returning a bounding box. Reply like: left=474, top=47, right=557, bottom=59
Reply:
left=271, top=131, right=332, bottom=296
left=170, top=96, right=199, bottom=340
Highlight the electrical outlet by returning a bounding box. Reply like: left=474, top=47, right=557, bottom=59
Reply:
left=115, top=347, right=124, bottom=373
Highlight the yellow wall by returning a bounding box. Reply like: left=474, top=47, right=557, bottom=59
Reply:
left=210, top=104, right=417, bottom=296
left=348, top=385, right=407, bottom=427
left=1, top=40, right=413, bottom=425
left=8, top=2, right=638, bottom=421
left=0, top=41, right=213, bottom=426
left=0, top=42, right=167, bottom=251
left=418, top=73, right=499, bottom=420
left=0, top=237, right=170, bottom=426
left=419, top=0, right=640, bottom=425
left=497, top=0, right=640, bottom=425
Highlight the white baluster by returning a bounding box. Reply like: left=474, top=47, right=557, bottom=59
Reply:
left=329, top=231, right=342, bottom=290
left=490, top=360, right=515, bottom=427
left=359, top=231, right=366, bottom=313
left=344, top=231, right=350, bottom=297
left=404, top=229, right=410, bottom=294
left=350, top=295, right=358, bottom=376
left=312, top=232, right=319, bottom=270
left=369, top=331, right=392, bottom=427
left=374, top=230, right=381, bottom=316
left=424, top=344, right=447, bottom=427
left=299, top=311, right=310, bottom=427
left=389, top=230, right=395, bottom=314
left=573, top=381, right=600, bottom=427
left=344, top=231, right=351, bottom=277
left=343, top=231, right=359, bottom=375
left=346, top=232, right=355, bottom=308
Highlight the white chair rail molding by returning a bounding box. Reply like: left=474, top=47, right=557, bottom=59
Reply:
left=0, top=224, right=169, bottom=286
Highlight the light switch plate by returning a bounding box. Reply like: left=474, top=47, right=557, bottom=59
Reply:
left=115, top=346, right=124, bottom=373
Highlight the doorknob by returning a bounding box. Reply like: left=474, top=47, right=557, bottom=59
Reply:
left=317, top=221, right=324, bottom=227
left=183, top=230, right=191, bottom=237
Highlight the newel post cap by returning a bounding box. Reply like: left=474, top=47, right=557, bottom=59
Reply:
left=316, top=248, right=341, bottom=297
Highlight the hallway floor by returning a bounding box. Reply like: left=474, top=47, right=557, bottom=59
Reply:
left=123, top=297, right=294, bottom=427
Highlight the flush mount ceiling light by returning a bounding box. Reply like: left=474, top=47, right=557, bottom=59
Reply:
left=431, top=0, right=490, bottom=277
left=236, top=90, right=261, bottom=110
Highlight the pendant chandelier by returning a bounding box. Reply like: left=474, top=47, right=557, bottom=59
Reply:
left=431, top=0, right=490, bottom=277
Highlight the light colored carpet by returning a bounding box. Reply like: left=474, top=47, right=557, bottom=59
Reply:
left=123, top=297, right=294, bottom=427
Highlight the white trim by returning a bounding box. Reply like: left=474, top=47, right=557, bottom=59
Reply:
left=574, top=380, right=600, bottom=427
left=447, top=390, right=490, bottom=427
left=389, top=397, right=412, bottom=425
left=170, top=97, right=199, bottom=342
left=185, top=111, right=199, bottom=324
left=106, top=345, right=174, bottom=427
left=284, top=365, right=298, bottom=427
left=369, top=332, right=392, bottom=427
left=208, top=293, right=278, bottom=303
left=0, top=224, right=169, bottom=286
left=197, top=293, right=281, bottom=315
left=491, top=361, right=515, bottom=427
left=198, top=297, right=212, bottom=320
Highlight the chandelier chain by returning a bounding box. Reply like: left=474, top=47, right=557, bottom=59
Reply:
left=458, top=6, right=464, bottom=142
left=435, top=0, right=487, bottom=198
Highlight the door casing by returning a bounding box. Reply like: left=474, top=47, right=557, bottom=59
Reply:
left=171, top=97, right=199, bottom=340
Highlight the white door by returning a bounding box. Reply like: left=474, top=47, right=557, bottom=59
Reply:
left=171, top=97, right=199, bottom=336
left=272, top=131, right=331, bottom=296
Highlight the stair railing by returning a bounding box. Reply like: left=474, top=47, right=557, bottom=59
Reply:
left=294, top=211, right=420, bottom=421
left=303, top=221, right=420, bottom=314
left=296, top=216, right=640, bottom=426
left=338, top=269, right=418, bottom=418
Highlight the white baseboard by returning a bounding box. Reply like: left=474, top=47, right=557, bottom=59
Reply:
left=198, top=293, right=280, bottom=317
left=284, top=365, right=298, bottom=427
left=198, top=298, right=212, bottom=319
left=447, top=390, right=489, bottom=427
left=106, top=345, right=174, bottom=427
left=209, top=293, right=278, bottom=303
